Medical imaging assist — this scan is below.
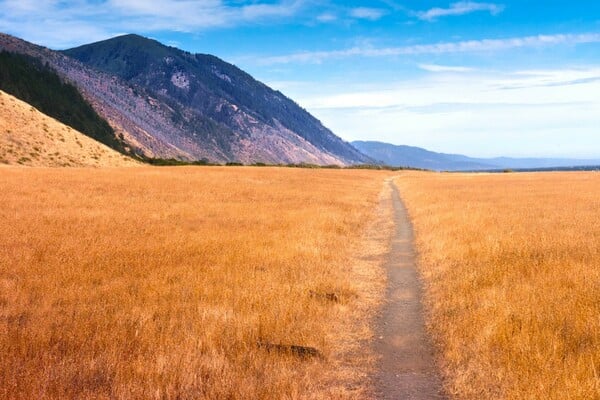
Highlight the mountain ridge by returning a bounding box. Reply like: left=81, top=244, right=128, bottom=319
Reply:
left=352, top=140, right=600, bottom=171
left=0, top=32, right=369, bottom=165
left=0, top=32, right=206, bottom=160
left=62, top=33, right=369, bottom=165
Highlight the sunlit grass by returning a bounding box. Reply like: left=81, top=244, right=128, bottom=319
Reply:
left=396, top=171, right=600, bottom=399
left=0, top=166, right=389, bottom=399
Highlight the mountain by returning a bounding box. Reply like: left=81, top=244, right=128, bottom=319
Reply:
left=351, top=141, right=495, bottom=171
left=0, top=50, right=129, bottom=154
left=474, top=157, right=600, bottom=170
left=0, top=33, right=368, bottom=165
left=62, top=34, right=369, bottom=165
left=352, top=141, right=600, bottom=171
left=0, top=90, right=137, bottom=167
left=0, top=33, right=203, bottom=160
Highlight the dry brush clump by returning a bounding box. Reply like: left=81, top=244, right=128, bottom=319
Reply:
left=395, top=172, right=600, bottom=400
left=0, top=166, right=390, bottom=399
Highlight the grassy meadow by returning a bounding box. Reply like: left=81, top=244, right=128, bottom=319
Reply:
left=396, top=172, right=600, bottom=399
left=5, top=165, right=600, bottom=400
left=0, top=166, right=392, bottom=399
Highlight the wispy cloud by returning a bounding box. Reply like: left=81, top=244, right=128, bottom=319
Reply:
left=419, top=64, right=475, bottom=72
left=417, top=1, right=504, bottom=21
left=316, top=13, right=337, bottom=23
left=106, top=0, right=304, bottom=29
left=497, top=68, right=600, bottom=89
left=0, top=0, right=306, bottom=48
left=276, top=67, right=600, bottom=157
left=256, top=33, right=600, bottom=64
left=349, top=7, right=386, bottom=21
left=295, top=67, right=600, bottom=110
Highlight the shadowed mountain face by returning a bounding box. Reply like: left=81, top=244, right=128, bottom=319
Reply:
left=62, top=34, right=369, bottom=165
left=0, top=50, right=127, bottom=154
left=0, top=90, right=137, bottom=167
left=352, top=141, right=600, bottom=171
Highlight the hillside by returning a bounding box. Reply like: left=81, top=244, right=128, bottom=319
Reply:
left=63, top=34, right=369, bottom=165
left=0, top=33, right=196, bottom=160
left=0, top=90, right=137, bottom=167
left=0, top=50, right=129, bottom=154
left=0, top=32, right=369, bottom=165
left=353, top=141, right=600, bottom=171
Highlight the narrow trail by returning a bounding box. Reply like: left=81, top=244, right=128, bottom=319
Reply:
left=373, top=180, right=446, bottom=399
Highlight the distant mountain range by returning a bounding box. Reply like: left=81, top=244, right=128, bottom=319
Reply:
left=0, top=33, right=369, bottom=165
left=352, top=141, right=600, bottom=171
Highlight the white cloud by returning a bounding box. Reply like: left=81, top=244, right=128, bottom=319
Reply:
left=417, top=1, right=504, bottom=21
left=316, top=13, right=337, bottom=22
left=107, top=0, right=303, bottom=29
left=349, top=7, right=386, bottom=21
left=0, top=18, right=114, bottom=49
left=0, top=0, right=305, bottom=48
left=240, top=1, right=302, bottom=20
left=299, top=68, right=600, bottom=110
left=268, top=67, right=600, bottom=158
left=256, top=33, right=600, bottom=64
left=419, top=64, right=475, bottom=72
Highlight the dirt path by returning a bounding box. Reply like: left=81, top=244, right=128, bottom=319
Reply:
left=373, top=180, right=446, bottom=399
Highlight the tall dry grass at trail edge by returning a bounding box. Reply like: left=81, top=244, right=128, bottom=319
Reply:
left=0, top=166, right=391, bottom=399
left=395, top=172, right=600, bottom=400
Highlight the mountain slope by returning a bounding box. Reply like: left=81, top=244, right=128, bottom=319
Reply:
left=0, top=50, right=128, bottom=154
left=0, top=33, right=367, bottom=165
left=353, top=141, right=600, bottom=171
left=0, top=90, right=137, bottom=167
left=0, top=33, right=209, bottom=161
left=62, top=34, right=369, bottom=165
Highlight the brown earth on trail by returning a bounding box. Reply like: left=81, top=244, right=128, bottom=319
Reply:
left=0, top=90, right=138, bottom=167
left=373, top=179, right=446, bottom=399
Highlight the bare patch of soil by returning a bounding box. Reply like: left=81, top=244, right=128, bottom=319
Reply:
left=372, top=180, right=446, bottom=399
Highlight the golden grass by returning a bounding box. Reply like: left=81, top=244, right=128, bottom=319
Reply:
left=395, top=172, right=600, bottom=399
left=0, top=166, right=390, bottom=399
left=0, top=90, right=137, bottom=167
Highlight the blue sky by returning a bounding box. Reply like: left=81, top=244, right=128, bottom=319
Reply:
left=1, top=1, right=599, bottom=157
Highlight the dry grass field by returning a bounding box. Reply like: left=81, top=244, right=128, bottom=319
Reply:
left=0, top=166, right=391, bottom=399
left=0, top=90, right=137, bottom=167
left=395, top=172, right=600, bottom=399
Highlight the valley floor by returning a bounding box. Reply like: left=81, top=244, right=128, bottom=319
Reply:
left=3, top=166, right=600, bottom=399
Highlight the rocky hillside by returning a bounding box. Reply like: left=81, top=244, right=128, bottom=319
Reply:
left=63, top=34, right=368, bottom=165
left=0, top=50, right=128, bottom=154
left=0, top=33, right=227, bottom=161
left=0, top=32, right=369, bottom=165
left=0, top=90, right=137, bottom=167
